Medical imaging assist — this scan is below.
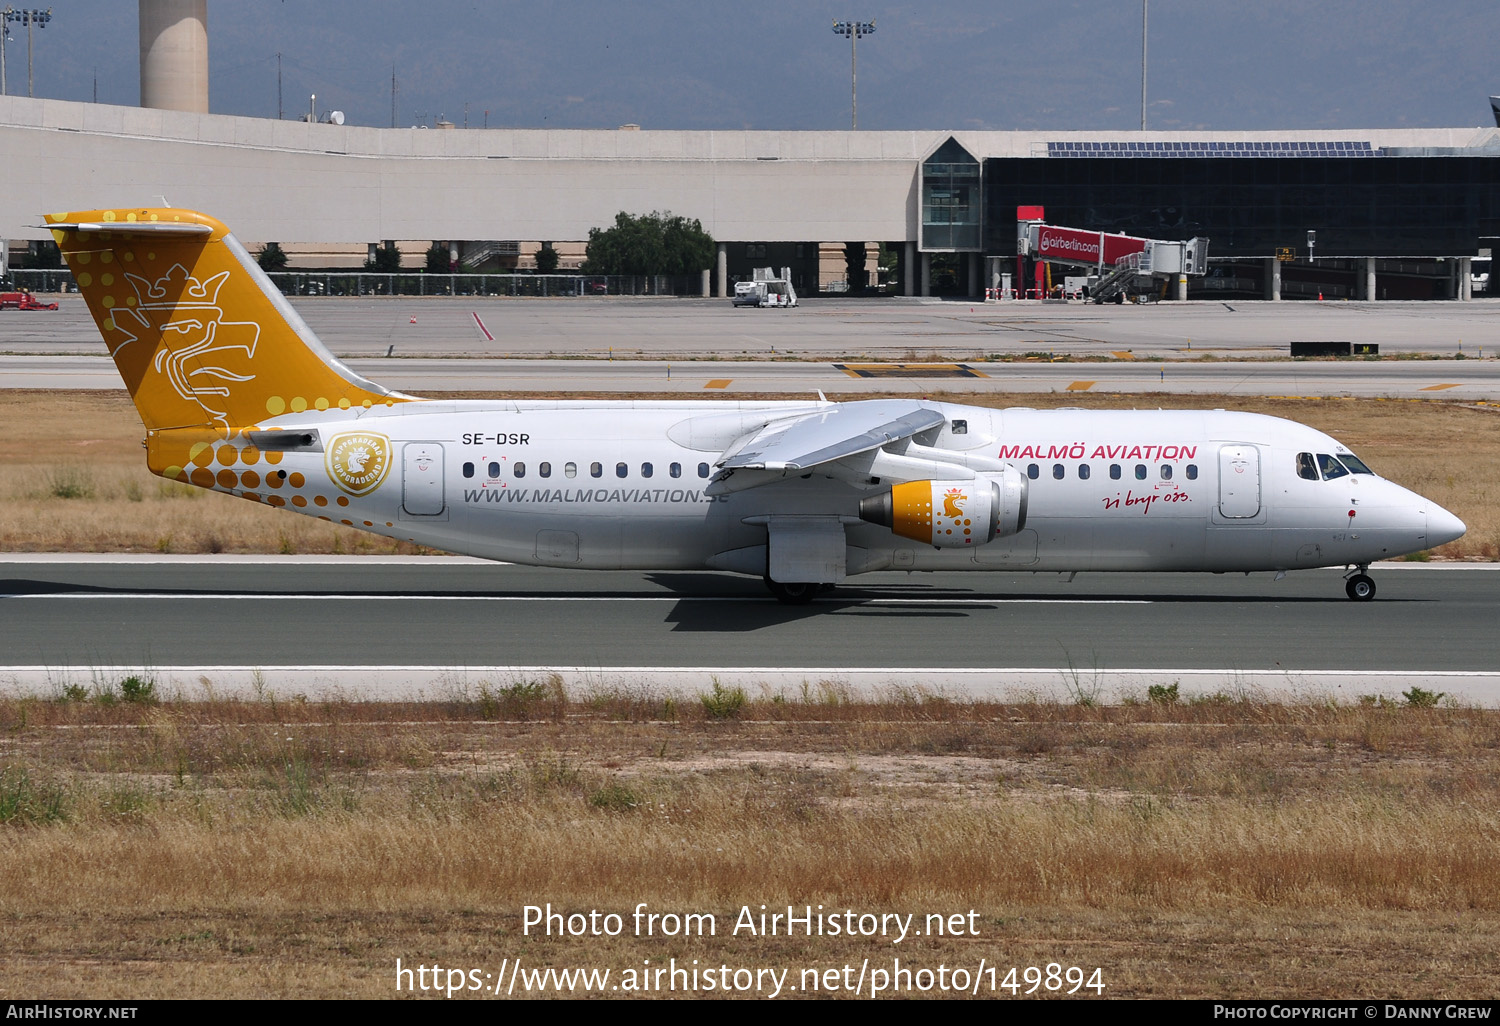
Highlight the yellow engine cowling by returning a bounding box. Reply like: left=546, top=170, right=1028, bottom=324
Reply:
left=858, top=470, right=1028, bottom=548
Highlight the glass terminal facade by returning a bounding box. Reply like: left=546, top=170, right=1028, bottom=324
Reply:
left=921, top=138, right=982, bottom=251
left=983, top=154, right=1500, bottom=258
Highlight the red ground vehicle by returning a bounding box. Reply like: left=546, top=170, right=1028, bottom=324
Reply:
left=0, top=289, right=60, bottom=310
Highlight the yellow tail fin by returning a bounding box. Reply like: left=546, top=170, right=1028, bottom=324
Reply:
left=47, top=208, right=408, bottom=433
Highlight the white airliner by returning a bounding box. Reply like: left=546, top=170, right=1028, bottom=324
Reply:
left=46, top=208, right=1465, bottom=603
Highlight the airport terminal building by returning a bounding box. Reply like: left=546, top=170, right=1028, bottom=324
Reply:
left=4, top=93, right=1499, bottom=301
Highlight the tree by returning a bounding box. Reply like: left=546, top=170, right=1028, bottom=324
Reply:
left=535, top=242, right=559, bottom=274
left=424, top=242, right=449, bottom=275
left=366, top=243, right=403, bottom=273
left=256, top=242, right=288, bottom=272
left=584, top=211, right=714, bottom=276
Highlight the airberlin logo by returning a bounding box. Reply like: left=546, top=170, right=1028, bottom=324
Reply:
left=326, top=432, right=392, bottom=496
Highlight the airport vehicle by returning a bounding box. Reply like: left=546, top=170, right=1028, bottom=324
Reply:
left=731, top=267, right=798, bottom=308
left=732, top=281, right=765, bottom=307
left=46, top=208, right=1464, bottom=603
left=1472, top=258, right=1490, bottom=296
left=0, top=287, right=59, bottom=310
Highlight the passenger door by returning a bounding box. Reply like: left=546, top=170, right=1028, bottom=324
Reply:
left=1217, top=444, right=1261, bottom=519
left=402, top=442, right=446, bottom=517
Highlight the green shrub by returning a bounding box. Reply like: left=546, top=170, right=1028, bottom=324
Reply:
left=700, top=680, right=747, bottom=720
left=1147, top=682, right=1180, bottom=705
left=1403, top=686, right=1445, bottom=708
left=119, top=675, right=158, bottom=704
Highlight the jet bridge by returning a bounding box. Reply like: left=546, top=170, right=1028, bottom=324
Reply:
left=1015, top=217, right=1209, bottom=303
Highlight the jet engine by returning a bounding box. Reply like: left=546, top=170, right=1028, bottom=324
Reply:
left=857, top=469, right=1028, bottom=548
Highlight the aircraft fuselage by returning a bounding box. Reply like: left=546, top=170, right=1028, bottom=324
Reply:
left=190, top=399, right=1457, bottom=579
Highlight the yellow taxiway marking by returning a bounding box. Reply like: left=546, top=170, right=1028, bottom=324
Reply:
left=1111, top=351, right=1135, bottom=360
left=703, top=379, right=732, bottom=389
left=1066, top=380, right=1096, bottom=391
left=834, top=364, right=989, bottom=379
left=1419, top=383, right=1462, bottom=391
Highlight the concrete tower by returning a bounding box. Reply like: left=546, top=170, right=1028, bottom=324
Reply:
left=139, top=0, right=208, bottom=113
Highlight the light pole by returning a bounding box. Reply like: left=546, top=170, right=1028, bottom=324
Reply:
left=0, top=7, right=16, bottom=96
left=1140, top=0, right=1148, bottom=131
left=831, top=18, right=875, bottom=130
left=3, top=7, right=48, bottom=98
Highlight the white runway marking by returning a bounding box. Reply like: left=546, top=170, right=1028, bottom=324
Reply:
left=0, top=592, right=1151, bottom=605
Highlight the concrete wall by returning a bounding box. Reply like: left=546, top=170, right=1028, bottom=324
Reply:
left=1, top=97, right=924, bottom=244
left=4, top=95, right=1495, bottom=247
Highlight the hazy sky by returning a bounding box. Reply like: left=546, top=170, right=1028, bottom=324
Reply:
left=12, top=1, right=1500, bottom=131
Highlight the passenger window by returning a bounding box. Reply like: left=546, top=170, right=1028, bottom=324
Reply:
left=1134, top=464, right=1147, bottom=480
left=1027, top=464, right=1039, bottom=480
left=514, top=462, right=526, bottom=478
left=1079, top=464, right=1091, bottom=480
left=539, top=462, right=551, bottom=478
left=590, top=462, right=602, bottom=478
left=698, top=462, right=710, bottom=478
left=1161, top=465, right=1173, bottom=481
left=1317, top=453, right=1350, bottom=480
left=1186, top=464, right=1198, bottom=480
left=1052, top=464, right=1065, bottom=480
left=1296, top=452, right=1319, bottom=481
left=1109, top=464, right=1121, bottom=480
left=487, top=461, right=500, bottom=478
left=616, top=462, right=628, bottom=478
left=641, top=462, right=653, bottom=478
left=564, top=462, right=577, bottom=479
left=670, top=462, right=682, bottom=478
left=462, top=462, right=475, bottom=479
left=951, top=419, right=968, bottom=435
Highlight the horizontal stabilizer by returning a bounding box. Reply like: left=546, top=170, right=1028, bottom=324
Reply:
left=42, top=221, right=213, bottom=237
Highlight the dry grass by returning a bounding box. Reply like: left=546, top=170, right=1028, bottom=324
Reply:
left=1, top=389, right=1497, bottom=559
left=2, top=688, right=1499, bottom=998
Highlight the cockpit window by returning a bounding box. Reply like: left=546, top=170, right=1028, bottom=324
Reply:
left=1337, top=453, right=1375, bottom=475
left=1296, top=452, right=1319, bottom=481
left=1316, top=453, right=1350, bottom=480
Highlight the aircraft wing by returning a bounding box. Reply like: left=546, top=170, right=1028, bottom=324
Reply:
left=718, top=399, right=945, bottom=472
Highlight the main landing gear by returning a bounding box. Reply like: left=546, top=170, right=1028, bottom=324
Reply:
left=763, top=578, right=834, bottom=605
left=1344, top=566, right=1376, bottom=602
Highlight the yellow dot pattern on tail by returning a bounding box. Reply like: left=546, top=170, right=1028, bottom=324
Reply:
left=48, top=209, right=410, bottom=435
left=47, top=208, right=417, bottom=498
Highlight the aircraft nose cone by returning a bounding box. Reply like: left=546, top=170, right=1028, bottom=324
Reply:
left=1427, top=506, right=1467, bottom=548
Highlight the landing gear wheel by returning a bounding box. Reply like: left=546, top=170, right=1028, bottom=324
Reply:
left=1345, top=573, right=1376, bottom=602
left=764, top=578, right=818, bottom=605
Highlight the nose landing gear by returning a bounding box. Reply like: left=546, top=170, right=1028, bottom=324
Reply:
left=1344, top=566, right=1376, bottom=602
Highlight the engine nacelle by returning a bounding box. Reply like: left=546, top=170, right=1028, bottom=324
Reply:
left=858, top=469, right=1028, bottom=549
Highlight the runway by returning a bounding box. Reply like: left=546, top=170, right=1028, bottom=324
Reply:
left=3, top=295, right=1498, bottom=362
left=3, top=556, right=1495, bottom=703
left=3, top=353, right=1496, bottom=398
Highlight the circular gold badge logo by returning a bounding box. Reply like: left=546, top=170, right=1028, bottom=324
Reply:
left=326, top=432, right=391, bottom=496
